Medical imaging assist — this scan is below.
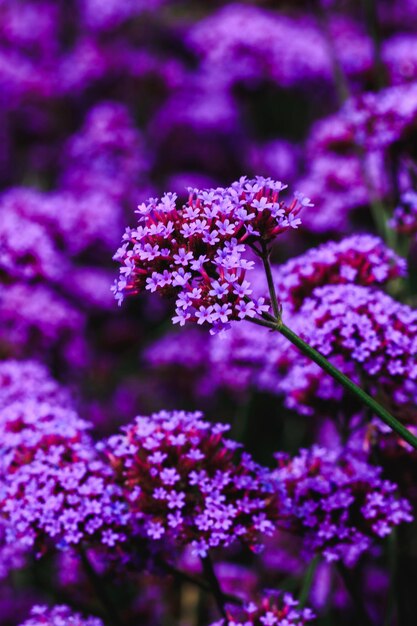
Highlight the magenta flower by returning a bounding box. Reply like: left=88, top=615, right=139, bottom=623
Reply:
left=19, top=605, right=103, bottom=626
left=274, top=446, right=412, bottom=566
left=104, top=410, right=278, bottom=557
left=210, top=592, right=315, bottom=626
left=113, top=176, right=309, bottom=332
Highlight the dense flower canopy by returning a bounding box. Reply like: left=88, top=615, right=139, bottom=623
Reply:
left=2, top=0, right=417, bottom=624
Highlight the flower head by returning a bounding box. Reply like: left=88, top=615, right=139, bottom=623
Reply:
left=113, top=177, right=306, bottom=332
left=19, top=605, right=103, bottom=626
left=274, top=446, right=412, bottom=566
left=211, top=592, right=315, bottom=626
left=104, top=410, right=278, bottom=556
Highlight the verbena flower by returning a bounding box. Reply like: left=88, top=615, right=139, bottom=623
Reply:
left=210, top=591, right=315, bottom=626
left=274, top=446, right=412, bottom=566
left=19, top=605, right=103, bottom=626
left=297, top=284, right=417, bottom=381
left=60, top=102, right=148, bottom=205
left=275, top=234, right=406, bottom=311
left=389, top=191, right=417, bottom=237
left=0, top=400, right=128, bottom=550
left=113, top=176, right=309, bottom=332
left=0, top=359, right=71, bottom=409
left=104, top=410, right=278, bottom=557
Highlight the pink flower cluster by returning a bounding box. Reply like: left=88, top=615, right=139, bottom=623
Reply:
left=19, top=605, right=103, bottom=626
left=274, top=446, right=412, bottom=566
left=104, top=410, right=278, bottom=557
left=390, top=191, right=417, bottom=237
left=113, top=177, right=309, bottom=332
left=211, top=592, right=315, bottom=626
left=298, top=284, right=417, bottom=381
left=275, top=234, right=406, bottom=311
left=0, top=398, right=129, bottom=550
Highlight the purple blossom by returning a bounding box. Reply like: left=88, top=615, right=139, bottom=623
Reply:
left=113, top=177, right=307, bottom=332
left=211, top=592, right=315, bottom=626
left=105, top=410, right=278, bottom=556
left=274, top=446, right=412, bottom=566
left=18, top=605, right=103, bottom=626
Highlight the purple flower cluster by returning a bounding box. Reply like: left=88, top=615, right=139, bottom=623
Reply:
left=275, top=235, right=406, bottom=311
left=113, top=177, right=309, bottom=331
left=274, top=446, right=413, bottom=565
left=19, top=605, right=103, bottom=626
left=298, top=284, right=417, bottom=381
left=2, top=187, right=122, bottom=256
left=0, top=396, right=128, bottom=550
left=0, top=359, right=71, bottom=409
left=105, top=410, right=278, bottom=557
left=211, top=592, right=315, bottom=626
left=146, top=235, right=407, bottom=404
left=60, top=102, right=148, bottom=206
left=188, top=4, right=372, bottom=90
left=390, top=191, right=417, bottom=236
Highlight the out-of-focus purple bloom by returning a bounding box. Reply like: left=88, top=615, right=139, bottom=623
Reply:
left=0, top=209, right=65, bottom=283
left=19, top=605, right=103, bottom=626
left=0, top=283, right=86, bottom=363
left=246, top=140, right=299, bottom=183
left=60, top=102, right=148, bottom=205
left=389, top=190, right=417, bottom=236
left=1, top=187, right=121, bottom=257
left=274, top=234, right=406, bottom=310
left=187, top=5, right=372, bottom=90
left=78, top=0, right=166, bottom=32
left=274, top=446, right=413, bottom=565
left=211, top=591, right=315, bottom=626
left=0, top=359, right=71, bottom=409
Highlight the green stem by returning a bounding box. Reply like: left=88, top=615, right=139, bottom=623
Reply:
left=79, top=548, right=123, bottom=626
left=337, top=564, right=374, bottom=626
left=298, top=555, right=320, bottom=608
left=261, top=242, right=281, bottom=321
left=278, top=323, right=417, bottom=450
left=251, top=253, right=417, bottom=450
left=201, top=555, right=228, bottom=619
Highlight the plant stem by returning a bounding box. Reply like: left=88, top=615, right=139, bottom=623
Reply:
left=201, top=555, right=228, bottom=619
left=261, top=242, right=281, bottom=321
left=79, top=548, right=123, bottom=626
left=298, top=555, right=320, bottom=608
left=250, top=254, right=417, bottom=451
left=337, top=564, right=374, bottom=626
left=159, top=559, right=242, bottom=606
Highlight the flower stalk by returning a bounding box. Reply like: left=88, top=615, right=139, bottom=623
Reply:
left=251, top=253, right=417, bottom=451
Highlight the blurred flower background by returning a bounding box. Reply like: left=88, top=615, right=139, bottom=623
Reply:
left=3, top=0, right=417, bottom=624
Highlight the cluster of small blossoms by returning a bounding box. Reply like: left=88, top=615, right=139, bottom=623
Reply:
left=104, top=410, right=278, bottom=557
left=297, top=284, right=417, bottom=381
left=18, top=605, right=103, bottom=626
left=113, top=176, right=310, bottom=332
left=0, top=400, right=129, bottom=550
left=389, top=191, right=417, bottom=237
left=0, top=208, right=65, bottom=283
left=1, top=187, right=122, bottom=256
left=210, top=592, right=315, bottom=626
left=0, top=359, right=71, bottom=409
left=60, top=101, right=148, bottom=205
left=274, top=235, right=406, bottom=311
left=274, top=446, right=413, bottom=566
left=0, top=283, right=86, bottom=362
left=187, top=4, right=372, bottom=90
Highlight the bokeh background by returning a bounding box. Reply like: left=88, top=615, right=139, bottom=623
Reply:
left=3, top=0, right=417, bottom=624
